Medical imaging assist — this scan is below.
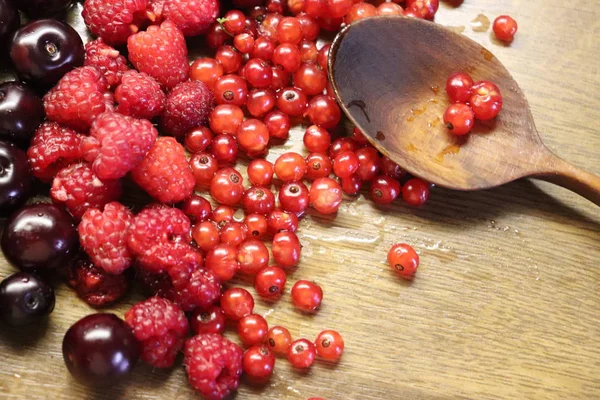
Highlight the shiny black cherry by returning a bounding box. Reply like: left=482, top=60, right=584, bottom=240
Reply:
left=0, top=82, right=45, bottom=146
left=0, top=141, right=34, bottom=217
left=0, top=272, right=55, bottom=326
left=10, top=19, right=84, bottom=86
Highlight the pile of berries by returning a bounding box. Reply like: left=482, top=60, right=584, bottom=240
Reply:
left=0, top=0, right=517, bottom=398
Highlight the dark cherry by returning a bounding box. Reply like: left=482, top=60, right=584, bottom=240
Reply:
left=1, top=203, right=78, bottom=272
left=0, top=82, right=45, bottom=146
left=16, top=0, right=74, bottom=18
left=0, top=141, right=34, bottom=217
left=0, top=0, right=20, bottom=45
left=10, top=19, right=84, bottom=87
left=62, top=313, right=140, bottom=384
left=0, top=272, right=55, bottom=326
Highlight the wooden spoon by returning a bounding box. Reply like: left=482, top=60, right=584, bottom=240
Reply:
left=327, top=16, right=600, bottom=206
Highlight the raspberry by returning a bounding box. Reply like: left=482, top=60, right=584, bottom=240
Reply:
left=148, top=0, right=166, bottom=21
left=50, top=162, right=122, bottom=219
left=81, top=112, right=158, bottom=180
left=78, top=202, right=134, bottom=275
left=160, top=80, right=214, bottom=138
left=127, top=20, right=189, bottom=89
left=43, top=66, right=112, bottom=132
left=184, top=334, right=243, bottom=400
left=163, top=0, right=220, bottom=37
left=115, top=71, right=166, bottom=120
left=177, top=268, right=221, bottom=311
left=82, top=0, right=150, bottom=45
left=84, top=38, right=130, bottom=88
left=60, top=255, right=130, bottom=307
left=127, top=205, right=202, bottom=288
left=131, top=137, right=195, bottom=203
left=124, top=297, right=189, bottom=367
left=27, top=122, right=85, bottom=182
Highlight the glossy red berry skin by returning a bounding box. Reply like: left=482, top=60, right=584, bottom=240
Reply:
left=326, top=0, right=352, bottom=18
left=297, top=13, right=320, bottom=41
left=329, top=137, right=359, bottom=158
left=266, top=326, right=292, bottom=355
left=291, top=280, right=322, bottom=312
left=210, top=104, right=245, bottom=135
left=220, top=288, right=255, bottom=321
left=344, top=2, right=377, bottom=24
left=287, top=338, right=316, bottom=368
left=185, top=127, right=214, bottom=153
left=252, top=37, right=276, bottom=61
left=305, top=0, right=327, bottom=18
left=190, top=306, right=226, bottom=335
left=444, top=103, right=475, bottom=135
left=246, top=89, right=276, bottom=118
left=223, top=10, right=247, bottom=35
left=206, top=244, right=240, bottom=281
left=276, top=87, right=308, bottom=117
left=190, top=152, right=219, bottom=187
left=315, top=330, right=344, bottom=361
left=213, top=74, right=248, bottom=106
left=272, top=231, right=301, bottom=267
left=352, top=127, right=370, bottom=145
left=402, top=178, right=430, bottom=206
left=445, top=72, right=473, bottom=104
left=493, top=15, right=518, bottom=42
left=406, top=0, right=439, bottom=20
left=215, top=45, right=243, bottom=74
left=305, top=153, right=332, bottom=180
left=341, top=175, right=363, bottom=195
left=181, top=194, right=212, bottom=223
left=309, top=177, right=343, bottom=214
left=244, top=58, right=273, bottom=88
left=190, top=58, right=224, bottom=90
left=355, top=147, right=381, bottom=181
left=220, top=221, right=248, bottom=247
left=193, top=221, right=220, bottom=251
left=243, top=345, right=275, bottom=383
left=469, top=81, right=503, bottom=121
left=333, top=150, right=359, bottom=179
left=377, top=2, right=403, bottom=15
left=211, top=205, right=236, bottom=226
left=279, top=182, right=310, bottom=213
left=387, top=243, right=419, bottom=278
left=248, top=159, right=274, bottom=186
left=243, top=186, right=276, bottom=215
left=275, top=152, right=307, bottom=182
left=370, top=175, right=401, bottom=205
left=238, top=314, right=269, bottom=346
left=273, top=44, right=302, bottom=73
left=303, top=125, right=331, bottom=153
left=381, top=156, right=405, bottom=180
left=255, top=266, right=287, bottom=299
left=210, top=168, right=244, bottom=206
left=277, top=17, right=303, bottom=44
left=267, top=209, right=299, bottom=234
left=238, top=239, right=270, bottom=274
left=306, top=95, right=341, bottom=129
left=270, top=66, right=291, bottom=90
left=317, top=43, right=330, bottom=73
left=293, top=63, right=327, bottom=96
left=264, top=110, right=291, bottom=139
left=244, top=213, right=269, bottom=239
left=236, top=119, right=270, bottom=156
left=234, top=33, right=255, bottom=54
left=206, top=22, right=229, bottom=49
left=211, top=134, right=239, bottom=164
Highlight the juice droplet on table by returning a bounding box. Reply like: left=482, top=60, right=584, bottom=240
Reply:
left=430, top=85, right=440, bottom=95
left=435, top=144, right=461, bottom=163
left=470, top=14, right=490, bottom=32
left=428, top=117, right=440, bottom=128
left=447, top=26, right=466, bottom=34
left=406, top=143, right=417, bottom=152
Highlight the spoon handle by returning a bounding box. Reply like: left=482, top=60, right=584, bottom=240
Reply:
left=534, top=151, right=600, bottom=206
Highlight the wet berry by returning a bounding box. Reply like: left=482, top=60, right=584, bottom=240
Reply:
left=388, top=243, right=419, bottom=278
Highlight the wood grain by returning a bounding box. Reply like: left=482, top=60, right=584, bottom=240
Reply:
left=2, top=1, right=600, bottom=399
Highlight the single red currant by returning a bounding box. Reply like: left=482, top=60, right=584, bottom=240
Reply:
left=272, top=231, right=301, bottom=267
left=341, top=174, right=363, bottom=195
left=351, top=127, right=370, bottom=145
left=215, top=45, right=243, bottom=74
left=244, top=58, right=274, bottom=88
left=267, top=209, right=299, bottom=234
left=211, top=205, right=236, bottom=226
left=244, top=213, right=269, bottom=239
left=355, top=146, right=381, bottom=181
left=210, top=104, right=245, bottom=135
left=297, top=13, right=320, bottom=40
left=287, top=338, right=316, bottom=368
left=270, top=65, right=291, bottom=90
left=275, top=152, right=307, bottom=181
left=211, top=134, right=238, bottom=164
left=444, top=103, right=475, bottom=135
left=387, top=243, right=419, bottom=278
left=213, top=74, right=249, bottom=106
left=238, top=314, right=269, bottom=346
left=234, top=33, right=255, bottom=54
left=190, top=152, right=219, bottom=187
left=298, top=39, right=319, bottom=63
left=370, top=175, right=401, bottom=204
left=306, top=95, right=342, bottom=129
left=243, top=345, right=275, bottom=383
left=305, top=153, right=333, bottom=179
left=326, top=0, right=352, bottom=19
left=255, top=266, right=287, bottom=298
left=293, top=63, right=327, bottom=96
left=206, top=243, right=240, bottom=281
left=277, top=17, right=303, bottom=44
left=469, top=80, right=503, bottom=120
left=181, top=194, right=212, bottom=223
left=446, top=72, right=474, bottom=103
left=493, top=15, right=518, bottom=42
left=402, top=178, right=430, bottom=206
left=329, top=137, right=359, bottom=158
left=220, top=221, right=248, bottom=247
left=206, top=22, right=229, bottom=49
left=247, top=89, right=276, bottom=117
left=333, top=150, right=360, bottom=179
left=243, top=186, right=276, bottom=215
left=291, top=280, right=322, bottom=312
left=305, top=0, right=327, bottom=18
left=252, top=37, right=276, bottom=61
left=344, top=2, right=377, bottom=24
left=381, top=156, right=405, bottom=180
left=377, top=2, right=403, bottom=15
left=190, top=57, right=224, bottom=89
left=248, top=159, right=274, bottom=186
left=222, top=10, right=246, bottom=35
left=317, top=43, right=330, bottom=73
left=406, top=0, right=439, bottom=20
left=309, top=177, right=343, bottom=214
left=315, top=330, right=344, bottom=361
left=238, top=239, right=270, bottom=274
left=192, top=220, right=220, bottom=251
left=190, top=306, right=226, bottom=335
left=276, top=87, right=308, bottom=116
left=185, top=127, right=214, bottom=153
left=237, top=119, right=270, bottom=156
left=273, top=43, right=302, bottom=73
left=279, top=181, right=310, bottom=213
left=264, top=110, right=291, bottom=139
left=220, top=288, right=255, bottom=320
left=267, top=326, right=292, bottom=355
left=210, top=167, right=245, bottom=205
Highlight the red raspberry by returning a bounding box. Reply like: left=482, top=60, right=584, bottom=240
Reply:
left=184, top=334, right=243, bottom=400
left=50, top=163, right=122, bottom=219
left=78, top=202, right=134, bottom=275
left=82, top=0, right=150, bottom=45
left=84, top=38, right=130, bottom=88
left=125, top=297, right=189, bottom=367
left=131, top=137, right=195, bottom=203
left=162, top=0, right=219, bottom=37
left=160, top=80, right=214, bottom=139
left=115, top=71, right=166, bottom=120
left=81, top=112, right=158, bottom=180
left=27, top=122, right=85, bottom=182
left=127, top=205, right=202, bottom=288
left=135, top=266, right=221, bottom=312
left=127, top=20, right=189, bottom=89
left=43, top=66, right=112, bottom=132
left=60, top=255, right=130, bottom=307
left=148, top=0, right=166, bottom=21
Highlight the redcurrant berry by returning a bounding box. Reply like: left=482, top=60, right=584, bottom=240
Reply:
left=387, top=243, right=419, bottom=278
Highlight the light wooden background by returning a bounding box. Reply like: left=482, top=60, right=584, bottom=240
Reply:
left=2, top=0, right=600, bottom=399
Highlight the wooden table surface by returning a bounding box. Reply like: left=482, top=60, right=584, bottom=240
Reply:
left=2, top=1, right=600, bottom=399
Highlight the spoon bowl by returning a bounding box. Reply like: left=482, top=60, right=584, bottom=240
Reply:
left=328, top=16, right=600, bottom=205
